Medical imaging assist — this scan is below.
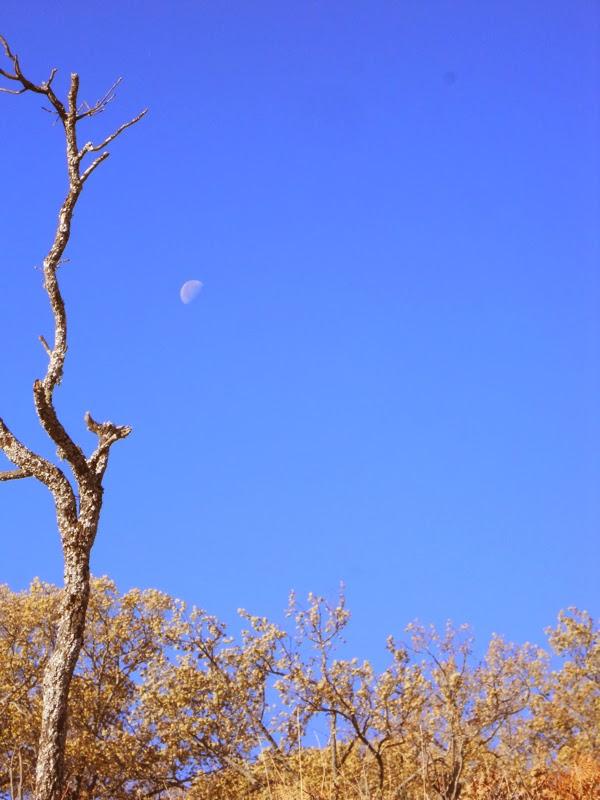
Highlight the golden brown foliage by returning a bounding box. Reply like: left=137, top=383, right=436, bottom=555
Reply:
left=0, top=580, right=598, bottom=800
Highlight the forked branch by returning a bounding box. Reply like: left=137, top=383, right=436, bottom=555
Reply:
left=79, top=108, right=148, bottom=157
left=76, top=76, right=122, bottom=120
left=0, top=417, right=77, bottom=523
left=0, top=35, right=64, bottom=114
left=79, top=107, right=148, bottom=181
left=0, top=35, right=145, bottom=500
left=85, top=412, right=132, bottom=478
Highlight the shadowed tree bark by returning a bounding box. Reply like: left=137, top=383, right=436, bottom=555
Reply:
left=0, top=36, right=146, bottom=800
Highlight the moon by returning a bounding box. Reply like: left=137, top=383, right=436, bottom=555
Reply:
left=180, top=279, right=203, bottom=304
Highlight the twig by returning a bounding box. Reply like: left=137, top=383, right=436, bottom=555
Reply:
left=0, top=468, right=33, bottom=482
left=80, top=152, right=110, bottom=183
left=79, top=108, right=148, bottom=157
left=76, top=76, right=123, bottom=120
left=39, top=335, right=52, bottom=357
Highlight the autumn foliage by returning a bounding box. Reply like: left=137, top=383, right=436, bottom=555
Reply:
left=0, top=579, right=598, bottom=800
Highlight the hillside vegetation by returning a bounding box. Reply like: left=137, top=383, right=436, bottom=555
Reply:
left=1, top=579, right=598, bottom=800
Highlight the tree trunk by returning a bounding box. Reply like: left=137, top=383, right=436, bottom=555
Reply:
left=34, top=542, right=92, bottom=800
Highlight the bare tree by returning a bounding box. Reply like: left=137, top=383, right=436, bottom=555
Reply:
left=0, top=37, right=146, bottom=800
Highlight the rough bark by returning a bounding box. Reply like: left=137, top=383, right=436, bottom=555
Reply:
left=0, top=35, right=145, bottom=800
left=35, top=539, right=93, bottom=800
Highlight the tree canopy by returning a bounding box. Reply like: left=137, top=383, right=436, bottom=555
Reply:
left=1, top=578, right=598, bottom=800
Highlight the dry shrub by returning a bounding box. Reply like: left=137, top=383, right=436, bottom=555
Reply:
left=1, top=581, right=598, bottom=800
left=537, top=756, right=600, bottom=800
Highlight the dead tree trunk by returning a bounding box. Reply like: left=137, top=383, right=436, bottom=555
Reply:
left=0, top=36, right=145, bottom=800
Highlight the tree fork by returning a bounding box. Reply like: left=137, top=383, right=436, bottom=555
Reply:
left=0, top=36, right=145, bottom=800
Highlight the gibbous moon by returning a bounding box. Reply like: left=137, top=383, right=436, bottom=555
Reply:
left=180, top=279, right=203, bottom=304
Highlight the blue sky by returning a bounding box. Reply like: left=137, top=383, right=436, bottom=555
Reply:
left=0, top=1, right=598, bottom=661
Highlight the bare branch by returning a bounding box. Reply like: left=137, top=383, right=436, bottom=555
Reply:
left=0, top=34, right=65, bottom=117
left=67, top=73, right=78, bottom=113
left=0, top=468, right=33, bottom=482
left=85, top=412, right=131, bottom=442
left=39, top=335, right=52, bottom=357
left=1, top=37, right=140, bottom=482
left=0, top=33, right=15, bottom=62
left=80, top=152, right=110, bottom=183
left=79, top=108, right=148, bottom=158
left=76, top=77, right=123, bottom=120
left=40, top=221, right=74, bottom=395
left=33, top=381, right=91, bottom=481
left=79, top=108, right=147, bottom=183
left=0, top=416, right=75, bottom=511
left=43, top=67, right=58, bottom=89
left=90, top=420, right=131, bottom=443
left=85, top=412, right=132, bottom=478
left=83, top=412, right=106, bottom=437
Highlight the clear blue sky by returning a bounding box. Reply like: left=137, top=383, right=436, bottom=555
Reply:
left=0, top=1, right=598, bottom=660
